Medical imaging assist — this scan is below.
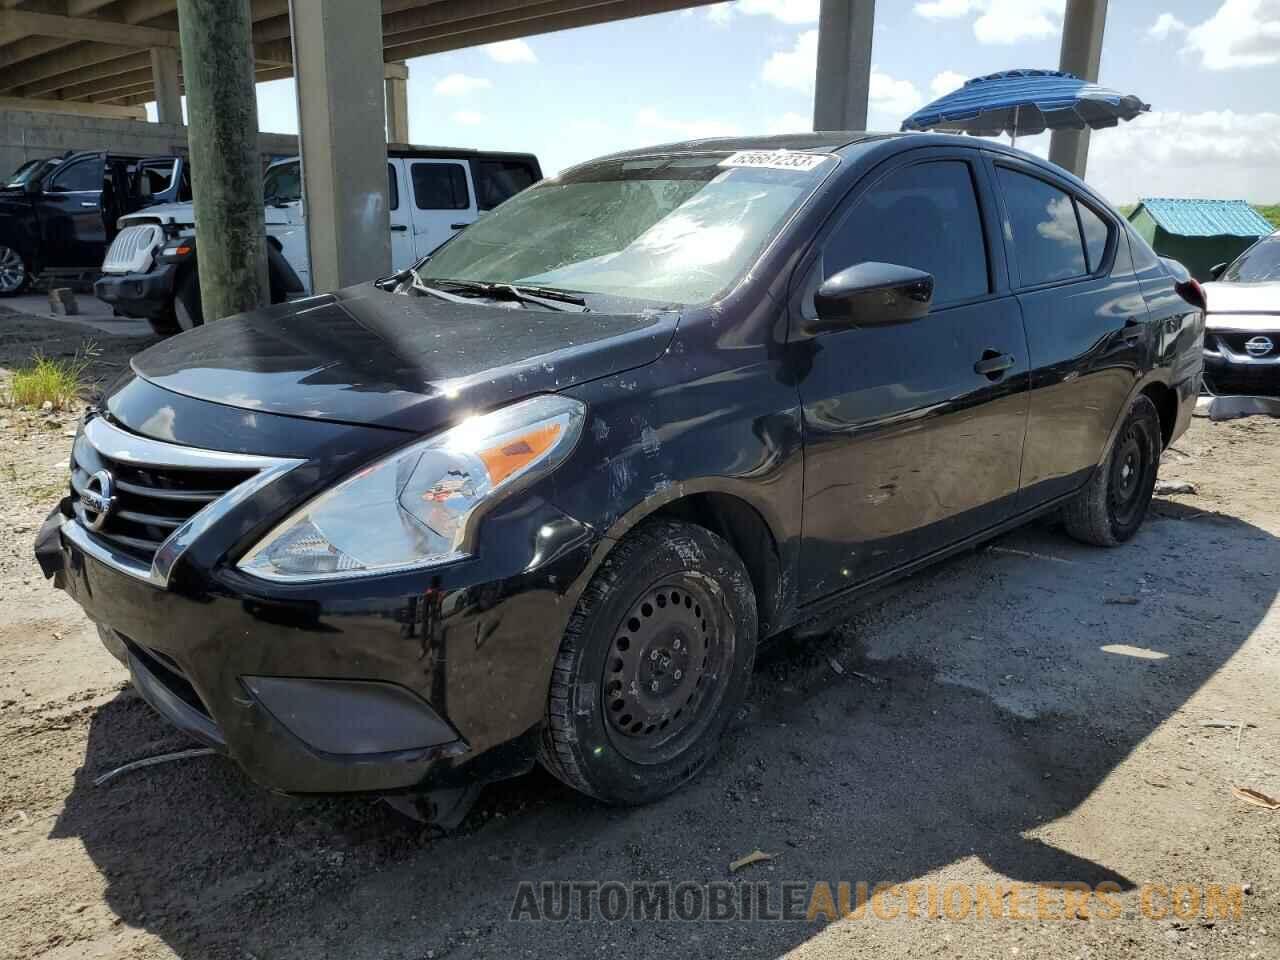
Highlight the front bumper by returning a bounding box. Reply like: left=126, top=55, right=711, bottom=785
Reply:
left=94, top=263, right=178, bottom=320
left=38, top=500, right=596, bottom=795
left=1201, top=332, right=1280, bottom=420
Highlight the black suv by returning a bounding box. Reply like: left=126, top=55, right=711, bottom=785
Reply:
left=36, top=134, right=1204, bottom=820
left=0, top=152, right=188, bottom=296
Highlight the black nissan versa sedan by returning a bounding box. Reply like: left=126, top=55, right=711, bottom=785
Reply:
left=35, top=133, right=1204, bottom=819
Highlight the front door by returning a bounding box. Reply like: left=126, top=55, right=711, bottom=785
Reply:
left=263, top=160, right=308, bottom=291
left=387, top=160, right=416, bottom=271
left=36, top=153, right=105, bottom=269
left=987, top=159, right=1150, bottom=507
left=796, top=151, right=1029, bottom=600
left=407, top=159, right=477, bottom=259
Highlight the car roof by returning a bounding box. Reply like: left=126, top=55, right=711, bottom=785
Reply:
left=592, top=132, right=903, bottom=163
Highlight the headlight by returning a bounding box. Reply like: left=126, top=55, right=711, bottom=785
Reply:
left=238, top=395, right=585, bottom=582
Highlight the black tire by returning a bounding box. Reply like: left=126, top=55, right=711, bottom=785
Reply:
left=538, top=519, right=758, bottom=805
left=1063, top=394, right=1161, bottom=546
left=174, top=269, right=203, bottom=330
left=0, top=245, right=30, bottom=297
left=146, top=313, right=180, bottom=337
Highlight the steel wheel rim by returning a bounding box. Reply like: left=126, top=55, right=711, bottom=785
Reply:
left=0, top=247, right=25, bottom=293
left=601, top=574, right=734, bottom=765
left=1108, top=420, right=1150, bottom=527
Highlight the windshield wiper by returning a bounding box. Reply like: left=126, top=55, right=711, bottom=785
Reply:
left=428, top=278, right=590, bottom=313
left=407, top=266, right=474, bottom=304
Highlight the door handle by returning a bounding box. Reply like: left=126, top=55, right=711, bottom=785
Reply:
left=974, top=350, right=1015, bottom=379
left=390, top=224, right=407, bottom=232
left=449, top=222, right=469, bottom=230
left=80, top=202, right=99, bottom=208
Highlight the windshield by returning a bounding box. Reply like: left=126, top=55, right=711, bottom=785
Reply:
left=4, top=158, right=60, bottom=189
left=1222, top=238, right=1280, bottom=283
left=417, top=152, right=834, bottom=306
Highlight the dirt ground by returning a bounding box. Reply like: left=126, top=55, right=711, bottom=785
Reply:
left=1, top=311, right=1277, bottom=960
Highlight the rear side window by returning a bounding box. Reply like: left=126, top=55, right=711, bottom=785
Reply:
left=411, top=162, right=469, bottom=210
left=48, top=158, right=103, bottom=193
left=996, top=167, right=1087, bottom=285
left=387, top=163, right=399, bottom=211
left=1077, top=202, right=1111, bottom=272
left=474, top=159, right=537, bottom=211
left=825, top=159, right=989, bottom=308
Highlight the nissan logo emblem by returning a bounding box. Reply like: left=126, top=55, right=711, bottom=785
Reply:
left=1245, top=336, right=1275, bottom=358
left=80, top=469, right=116, bottom=532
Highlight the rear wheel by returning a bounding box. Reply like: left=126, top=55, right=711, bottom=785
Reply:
left=1063, top=394, right=1161, bottom=546
left=538, top=519, right=757, bottom=804
left=173, top=270, right=203, bottom=330
left=0, top=246, right=30, bottom=297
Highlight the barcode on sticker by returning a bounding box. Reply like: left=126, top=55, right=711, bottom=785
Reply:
left=718, top=150, right=829, bottom=172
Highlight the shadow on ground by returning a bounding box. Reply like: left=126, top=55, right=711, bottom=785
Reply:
left=51, top=505, right=1278, bottom=960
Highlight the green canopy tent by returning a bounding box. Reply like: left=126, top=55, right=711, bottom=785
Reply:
left=1128, top=198, right=1274, bottom=281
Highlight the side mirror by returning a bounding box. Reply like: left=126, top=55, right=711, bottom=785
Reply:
left=1209, top=262, right=1227, bottom=280
left=806, top=262, right=934, bottom=335
left=24, top=180, right=40, bottom=195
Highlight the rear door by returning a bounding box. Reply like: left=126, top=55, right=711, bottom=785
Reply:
left=795, top=147, right=1029, bottom=597
left=387, top=160, right=415, bottom=270
left=36, top=153, right=105, bottom=268
left=987, top=157, right=1151, bottom=507
left=407, top=159, right=476, bottom=258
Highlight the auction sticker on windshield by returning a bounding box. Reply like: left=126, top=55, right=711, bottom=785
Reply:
left=718, top=150, right=830, bottom=172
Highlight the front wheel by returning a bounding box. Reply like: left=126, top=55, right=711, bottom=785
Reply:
left=0, top=246, right=30, bottom=297
left=538, top=519, right=758, bottom=805
left=1063, top=394, right=1161, bottom=546
left=173, top=270, right=203, bottom=330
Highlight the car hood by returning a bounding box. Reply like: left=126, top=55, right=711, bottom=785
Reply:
left=129, top=285, right=679, bottom=432
left=121, top=200, right=195, bottom=227
left=1202, top=280, right=1280, bottom=326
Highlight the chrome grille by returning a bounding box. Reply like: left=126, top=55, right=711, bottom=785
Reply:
left=64, top=416, right=302, bottom=586
left=101, top=223, right=162, bottom=274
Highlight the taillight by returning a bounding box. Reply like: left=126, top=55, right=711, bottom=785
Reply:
left=1175, top=278, right=1206, bottom=311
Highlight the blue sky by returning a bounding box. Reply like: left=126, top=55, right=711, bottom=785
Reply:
left=238, top=0, right=1280, bottom=204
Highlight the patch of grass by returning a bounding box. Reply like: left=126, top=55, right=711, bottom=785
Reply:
left=1255, top=204, right=1280, bottom=230
left=3, top=343, right=98, bottom=411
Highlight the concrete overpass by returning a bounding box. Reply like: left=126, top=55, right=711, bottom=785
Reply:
left=0, top=0, right=1109, bottom=320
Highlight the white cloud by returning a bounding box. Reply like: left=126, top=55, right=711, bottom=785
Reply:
left=1147, top=12, right=1189, bottom=39
left=707, top=0, right=819, bottom=25
left=930, top=70, right=968, bottom=97
left=913, top=0, right=1065, bottom=44
left=1088, top=110, right=1280, bottom=204
left=761, top=29, right=818, bottom=91
left=868, top=68, right=924, bottom=120
left=1180, top=0, right=1280, bottom=70
left=433, top=73, right=492, bottom=96
left=483, top=39, right=537, bottom=63
left=767, top=111, right=812, bottom=134
left=635, top=107, right=740, bottom=140
left=452, top=110, right=485, bottom=126
left=914, top=0, right=977, bottom=18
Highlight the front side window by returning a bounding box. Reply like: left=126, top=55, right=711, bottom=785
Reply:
left=412, top=162, right=470, bottom=210
left=387, top=163, right=400, bottom=211
left=48, top=158, right=104, bottom=193
left=824, top=159, right=990, bottom=307
left=263, top=161, right=301, bottom=204
left=419, top=153, right=832, bottom=306
left=997, top=166, right=1087, bottom=285
left=1222, top=238, right=1280, bottom=283
left=136, top=161, right=176, bottom=197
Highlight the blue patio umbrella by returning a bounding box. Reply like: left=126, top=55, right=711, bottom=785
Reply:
left=901, top=69, right=1150, bottom=146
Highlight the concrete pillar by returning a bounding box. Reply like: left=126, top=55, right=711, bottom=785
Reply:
left=385, top=61, right=409, bottom=143
left=289, top=0, right=390, bottom=292
left=175, top=0, right=268, bottom=321
left=1049, top=0, right=1108, bottom=179
left=149, top=47, right=182, bottom=124
left=813, top=0, right=875, bottom=131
